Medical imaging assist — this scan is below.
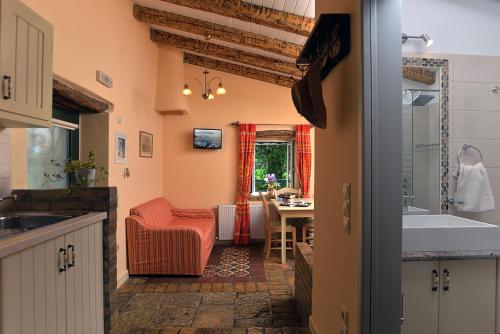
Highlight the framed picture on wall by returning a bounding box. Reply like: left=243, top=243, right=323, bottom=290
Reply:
left=139, top=131, right=153, bottom=158
left=115, top=132, right=127, bottom=164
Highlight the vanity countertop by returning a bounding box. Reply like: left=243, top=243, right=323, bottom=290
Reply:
left=0, top=211, right=107, bottom=258
left=403, top=249, right=500, bottom=261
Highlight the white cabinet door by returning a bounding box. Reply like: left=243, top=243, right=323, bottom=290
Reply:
left=0, top=0, right=52, bottom=127
left=402, top=261, right=440, bottom=334
left=439, top=259, right=496, bottom=334
left=68, top=222, right=104, bottom=334
left=0, top=221, right=104, bottom=334
left=0, top=237, right=66, bottom=334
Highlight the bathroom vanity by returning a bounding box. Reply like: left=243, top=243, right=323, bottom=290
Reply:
left=402, top=215, right=500, bottom=334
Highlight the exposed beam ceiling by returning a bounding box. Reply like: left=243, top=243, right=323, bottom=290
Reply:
left=183, top=53, right=295, bottom=88
left=158, top=0, right=314, bottom=37
left=134, top=4, right=302, bottom=59
left=151, top=29, right=302, bottom=78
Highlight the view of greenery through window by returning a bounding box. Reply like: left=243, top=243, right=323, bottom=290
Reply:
left=254, top=142, right=291, bottom=191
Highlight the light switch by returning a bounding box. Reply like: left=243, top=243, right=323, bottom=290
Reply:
left=342, top=183, right=351, bottom=234
left=343, top=183, right=351, bottom=200
left=341, top=306, right=349, bottom=334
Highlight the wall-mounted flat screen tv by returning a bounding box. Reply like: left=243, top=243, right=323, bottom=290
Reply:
left=193, top=128, right=222, bottom=149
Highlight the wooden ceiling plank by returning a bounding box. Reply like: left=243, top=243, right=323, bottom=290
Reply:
left=150, top=29, right=303, bottom=77
left=134, top=4, right=302, bottom=59
left=183, top=52, right=295, bottom=88
left=158, top=0, right=314, bottom=37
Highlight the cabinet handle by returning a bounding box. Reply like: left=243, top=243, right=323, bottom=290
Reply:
left=58, top=247, right=67, bottom=273
left=67, top=244, right=75, bottom=269
left=432, top=269, right=439, bottom=291
left=443, top=269, right=451, bottom=291
left=2, top=75, right=12, bottom=100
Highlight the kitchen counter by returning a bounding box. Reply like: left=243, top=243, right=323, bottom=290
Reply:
left=0, top=211, right=107, bottom=258
left=403, top=249, right=500, bottom=261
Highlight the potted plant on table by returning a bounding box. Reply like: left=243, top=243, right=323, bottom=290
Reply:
left=44, top=150, right=108, bottom=191
left=264, top=173, right=280, bottom=198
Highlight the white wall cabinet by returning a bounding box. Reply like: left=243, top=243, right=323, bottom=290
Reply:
left=0, top=0, right=53, bottom=128
left=0, top=221, right=104, bottom=334
left=402, top=259, right=496, bottom=334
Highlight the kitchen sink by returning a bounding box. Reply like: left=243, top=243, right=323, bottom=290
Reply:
left=0, top=212, right=88, bottom=237
left=403, top=215, right=500, bottom=252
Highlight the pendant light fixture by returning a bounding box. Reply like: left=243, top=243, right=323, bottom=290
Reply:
left=181, top=35, right=227, bottom=100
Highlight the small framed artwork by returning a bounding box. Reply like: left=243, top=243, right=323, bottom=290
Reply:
left=139, top=131, right=153, bottom=158
left=115, top=132, right=127, bottom=164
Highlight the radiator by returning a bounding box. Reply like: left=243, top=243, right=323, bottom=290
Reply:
left=217, top=204, right=266, bottom=240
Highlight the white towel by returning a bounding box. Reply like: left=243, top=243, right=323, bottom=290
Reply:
left=453, top=162, right=495, bottom=212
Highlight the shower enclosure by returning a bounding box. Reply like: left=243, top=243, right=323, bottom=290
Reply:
left=402, top=88, right=441, bottom=214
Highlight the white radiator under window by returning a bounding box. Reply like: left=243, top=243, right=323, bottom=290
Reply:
left=217, top=204, right=267, bottom=240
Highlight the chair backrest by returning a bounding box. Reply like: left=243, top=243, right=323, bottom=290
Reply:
left=130, top=197, right=173, bottom=227
left=259, top=192, right=271, bottom=231
left=276, top=187, right=300, bottom=195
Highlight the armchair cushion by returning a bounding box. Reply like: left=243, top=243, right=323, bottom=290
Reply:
left=172, top=208, right=215, bottom=220
left=130, top=197, right=173, bottom=227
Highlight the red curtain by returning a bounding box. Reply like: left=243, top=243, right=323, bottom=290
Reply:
left=296, top=124, right=312, bottom=198
left=234, top=124, right=257, bottom=245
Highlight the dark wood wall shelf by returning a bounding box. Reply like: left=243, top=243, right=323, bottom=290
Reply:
left=296, top=14, right=351, bottom=80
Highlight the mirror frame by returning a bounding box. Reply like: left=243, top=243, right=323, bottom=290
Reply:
left=402, top=57, right=450, bottom=213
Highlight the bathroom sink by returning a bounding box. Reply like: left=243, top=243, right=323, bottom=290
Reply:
left=402, top=215, right=500, bottom=252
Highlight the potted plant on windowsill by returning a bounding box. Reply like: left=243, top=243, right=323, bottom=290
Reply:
left=44, top=150, right=108, bottom=191
left=264, top=173, right=280, bottom=198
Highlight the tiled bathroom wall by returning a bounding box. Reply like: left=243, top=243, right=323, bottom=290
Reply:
left=448, top=54, right=500, bottom=225
left=0, top=129, right=11, bottom=197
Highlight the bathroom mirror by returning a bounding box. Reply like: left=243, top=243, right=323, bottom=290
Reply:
left=402, top=57, right=449, bottom=215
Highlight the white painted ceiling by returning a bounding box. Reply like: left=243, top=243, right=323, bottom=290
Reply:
left=134, top=0, right=315, bottom=62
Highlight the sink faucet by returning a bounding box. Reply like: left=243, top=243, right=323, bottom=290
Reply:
left=0, top=194, right=17, bottom=202
left=403, top=195, right=414, bottom=215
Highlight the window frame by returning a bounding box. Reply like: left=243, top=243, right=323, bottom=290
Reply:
left=251, top=139, right=295, bottom=193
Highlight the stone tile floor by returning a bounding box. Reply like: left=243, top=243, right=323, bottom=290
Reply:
left=116, top=247, right=309, bottom=334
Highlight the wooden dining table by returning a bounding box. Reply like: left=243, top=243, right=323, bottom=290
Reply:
left=270, top=198, right=314, bottom=264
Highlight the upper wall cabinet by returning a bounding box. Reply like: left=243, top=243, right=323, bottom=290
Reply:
left=0, top=0, right=53, bottom=128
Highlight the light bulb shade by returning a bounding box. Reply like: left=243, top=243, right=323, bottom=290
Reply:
left=182, top=84, right=192, bottom=96
left=207, top=89, right=215, bottom=100
left=216, top=82, right=227, bottom=95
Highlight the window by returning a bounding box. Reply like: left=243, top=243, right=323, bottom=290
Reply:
left=27, top=107, right=80, bottom=189
left=252, top=141, right=295, bottom=193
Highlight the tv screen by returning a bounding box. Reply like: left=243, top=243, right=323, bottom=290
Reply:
left=193, top=128, right=222, bottom=149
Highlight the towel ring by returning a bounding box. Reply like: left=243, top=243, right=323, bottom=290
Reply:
left=457, top=144, right=483, bottom=165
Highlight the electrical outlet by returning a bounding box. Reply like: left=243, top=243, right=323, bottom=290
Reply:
left=341, top=306, right=349, bottom=334
left=342, top=183, right=351, bottom=234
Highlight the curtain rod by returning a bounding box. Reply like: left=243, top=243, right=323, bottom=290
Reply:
left=230, top=121, right=300, bottom=127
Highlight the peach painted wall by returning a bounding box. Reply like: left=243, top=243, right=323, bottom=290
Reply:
left=310, top=0, right=363, bottom=333
left=161, top=58, right=314, bottom=209
left=16, top=0, right=163, bottom=283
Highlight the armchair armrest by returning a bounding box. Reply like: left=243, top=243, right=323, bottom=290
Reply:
left=172, top=208, right=215, bottom=219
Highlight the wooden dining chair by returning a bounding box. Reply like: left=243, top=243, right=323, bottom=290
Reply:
left=301, top=218, right=315, bottom=247
left=259, top=192, right=297, bottom=259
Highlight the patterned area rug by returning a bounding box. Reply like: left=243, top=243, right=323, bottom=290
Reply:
left=140, top=244, right=266, bottom=283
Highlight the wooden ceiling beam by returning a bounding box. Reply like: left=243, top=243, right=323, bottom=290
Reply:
left=159, top=0, right=314, bottom=37
left=134, top=4, right=301, bottom=59
left=151, top=29, right=302, bottom=78
left=183, top=53, right=295, bottom=88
